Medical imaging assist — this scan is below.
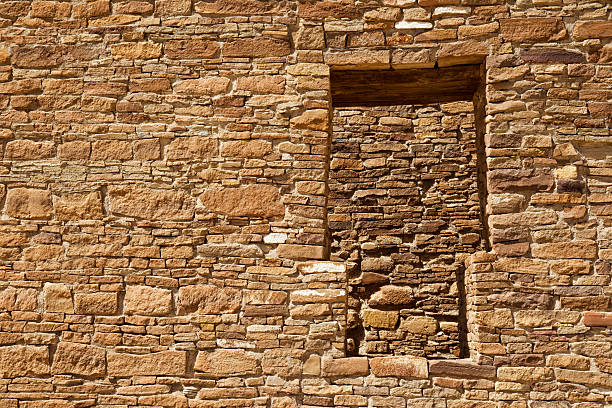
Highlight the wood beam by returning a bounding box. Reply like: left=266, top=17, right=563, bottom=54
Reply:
left=330, top=65, right=482, bottom=107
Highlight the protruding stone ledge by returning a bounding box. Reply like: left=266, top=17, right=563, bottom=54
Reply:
left=370, top=356, right=428, bottom=378
left=584, top=312, right=612, bottom=326
left=429, top=359, right=496, bottom=379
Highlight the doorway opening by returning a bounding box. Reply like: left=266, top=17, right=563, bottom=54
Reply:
left=328, top=65, right=488, bottom=358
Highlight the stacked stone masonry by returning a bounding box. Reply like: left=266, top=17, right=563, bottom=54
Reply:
left=0, top=0, right=610, bottom=408
left=329, top=103, right=484, bottom=358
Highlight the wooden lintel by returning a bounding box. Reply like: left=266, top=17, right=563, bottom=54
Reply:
left=330, top=64, right=482, bottom=107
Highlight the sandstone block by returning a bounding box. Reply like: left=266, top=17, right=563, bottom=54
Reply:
left=5, top=188, right=53, bottom=219
left=0, top=346, right=50, bottom=378
left=487, top=169, right=554, bottom=193
left=0, top=232, right=28, bottom=247
left=91, top=140, right=131, bottom=161
left=124, top=285, right=173, bottom=316
left=31, top=1, right=71, bottom=17
left=133, top=139, right=160, bottom=160
left=547, top=354, right=590, bottom=370
left=520, top=48, right=585, bottom=63
left=53, top=192, right=103, bottom=221
left=370, top=356, right=428, bottom=378
left=43, top=283, right=73, bottom=313
left=291, top=289, right=345, bottom=304
left=195, top=349, right=258, bottom=377
left=110, top=42, right=162, bottom=60
left=74, top=292, right=118, bottom=315
left=173, top=77, right=231, bottom=95
left=58, top=141, right=90, bottom=160
left=262, top=349, right=303, bottom=377
left=573, top=21, right=612, bottom=40
left=221, top=140, right=273, bottom=158
left=165, top=39, right=219, bottom=59
left=236, top=75, right=285, bottom=94
left=401, top=315, right=438, bottom=335
left=223, top=38, right=291, bottom=57
left=195, top=0, right=288, bottom=15
left=244, top=290, right=288, bottom=305
left=583, top=312, right=612, bottom=326
left=363, top=309, right=399, bottom=329
left=108, top=351, right=187, bottom=376
left=290, top=303, right=331, bottom=318
left=325, top=50, right=390, bottom=70
left=497, top=367, right=553, bottom=382
left=72, top=0, right=109, bottom=17
left=129, top=78, right=171, bottom=92
left=155, top=0, right=191, bottom=15
left=166, top=136, right=217, bottom=160
left=51, top=342, right=106, bottom=377
left=438, top=40, right=488, bottom=67
left=500, top=18, right=565, bottom=42
left=197, top=243, right=263, bottom=258
left=391, top=48, right=435, bottom=69
left=115, top=1, right=155, bottom=14
left=369, top=285, right=414, bottom=307
left=531, top=241, right=597, bottom=259
left=177, top=285, right=241, bottom=314
left=429, top=360, right=495, bottom=379
left=200, top=184, right=284, bottom=218
left=0, top=287, right=37, bottom=311
left=298, top=1, right=359, bottom=19
left=290, top=109, right=329, bottom=131
left=474, top=309, right=514, bottom=328
left=322, top=357, right=369, bottom=377
left=108, top=185, right=195, bottom=221
left=5, top=140, right=54, bottom=160
left=0, top=79, right=42, bottom=94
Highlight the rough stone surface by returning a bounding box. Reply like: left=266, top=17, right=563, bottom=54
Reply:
left=51, top=342, right=106, bottom=377
left=0, top=346, right=50, bottom=378
left=200, top=185, right=284, bottom=217
left=108, top=186, right=195, bottom=221
left=195, top=349, right=258, bottom=377
left=177, top=285, right=241, bottom=314
left=44, top=283, right=74, bottom=313
left=107, top=351, right=187, bottom=376
left=53, top=192, right=104, bottom=221
left=124, top=285, right=173, bottom=316
left=370, top=356, right=428, bottom=378
left=5, top=188, right=53, bottom=219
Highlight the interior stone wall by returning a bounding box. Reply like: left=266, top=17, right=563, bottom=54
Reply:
left=329, top=102, right=484, bottom=358
left=0, top=0, right=611, bottom=407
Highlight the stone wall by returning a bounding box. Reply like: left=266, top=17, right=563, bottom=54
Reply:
left=0, top=0, right=611, bottom=407
left=330, top=103, right=483, bottom=358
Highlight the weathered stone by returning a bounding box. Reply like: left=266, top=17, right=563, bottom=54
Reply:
left=74, top=292, right=118, bottom=315
left=12, top=45, right=99, bottom=68
left=474, top=309, right=514, bottom=328
left=583, top=312, right=612, bottom=326
left=520, top=48, right=585, bottom=64
left=370, top=356, right=428, bottom=378
left=108, top=351, right=187, bottom=376
left=497, top=367, right=554, bottom=382
left=325, top=50, right=390, bottom=70
left=532, top=241, right=597, bottom=259
left=108, top=185, right=195, bottom=221
left=0, top=346, right=50, bottom=378
left=429, top=360, right=496, bottom=379
left=500, top=18, right=565, bottom=42
left=391, top=48, right=435, bottom=69
left=51, top=342, right=106, bottom=377
left=173, top=77, right=231, bottom=95
left=5, top=140, right=54, bottom=160
left=53, top=192, right=103, bottom=221
left=165, top=39, right=219, bottom=59
left=298, top=1, right=359, bottom=19
left=177, top=285, right=241, bottom=314
left=290, top=109, right=329, bottom=131
left=166, top=136, right=217, bottom=160
left=200, top=184, right=283, bottom=217
left=401, top=315, right=439, bottom=335
left=291, top=289, right=345, bottom=304
left=363, top=309, right=399, bottom=329
left=43, top=283, right=73, bottom=313
left=155, top=0, right=191, bottom=16
left=221, top=140, right=273, bottom=158
left=124, top=285, right=173, bottom=316
left=5, top=188, right=53, bottom=219
left=224, top=38, right=291, bottom=57
left=290, top=303, right=330, bottom=318
left=110, top=42, right=162, bottom=59
left=438, top=40, right=488, bottom=67
left=322, top=357, right=369, bottom=377
left=369, top=285, right=414, bottom=307
left=90, top=140, right=131, bottom=160
left=0, top=287, right=37, bottom=311
left=115, top=1, right=155, bottom=14
left=195, top=349, right=258, bottom=376
left=487, top=65, right=530, bottom=83
left=195, top=0, right=287, bottom=14
left=197, top=243, right=263, bottom=258
left=487, top=169, right=554, bottom=193
left=488, top=292, right=552, bottom=309
left=262, top=349, right=303, bottom=377
left=573, top=21, right=612, bottom=41
left=0, top=79, right=42, bottom=94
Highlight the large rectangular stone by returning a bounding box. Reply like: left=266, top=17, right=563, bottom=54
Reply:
left=107, top=351, right=187, bottom=376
